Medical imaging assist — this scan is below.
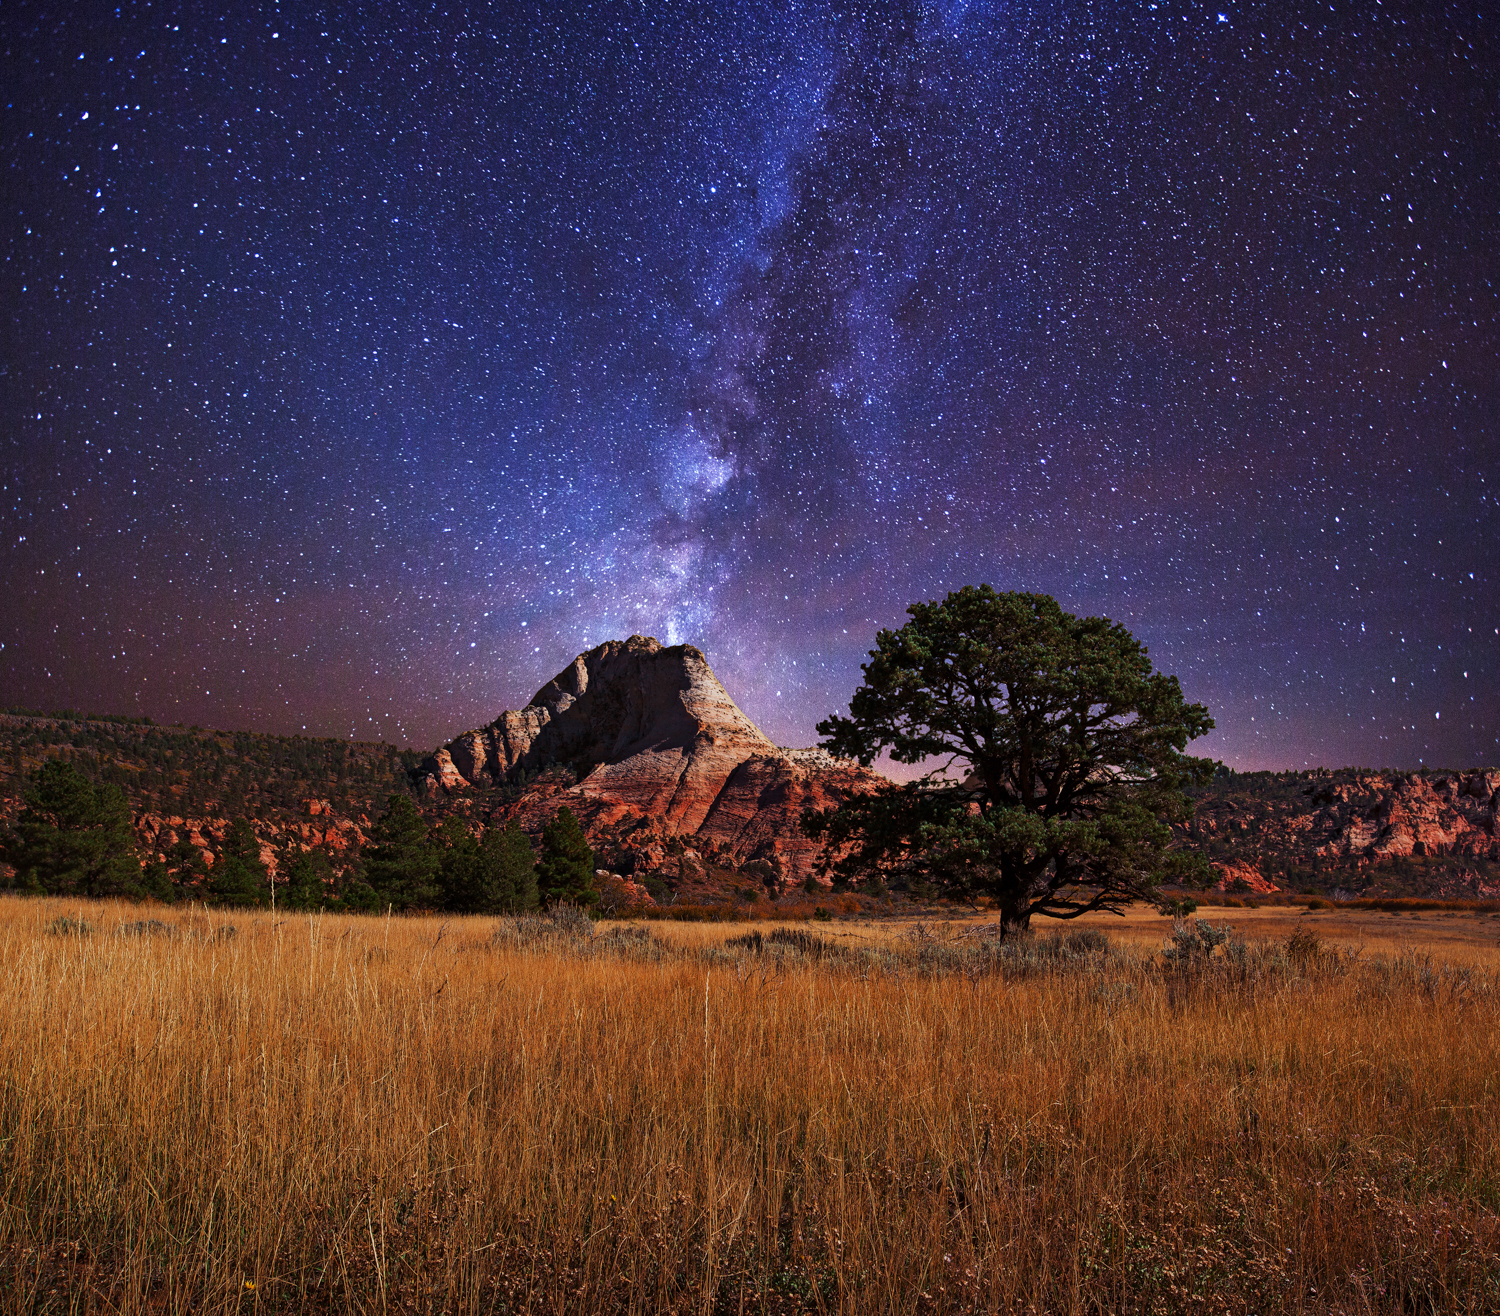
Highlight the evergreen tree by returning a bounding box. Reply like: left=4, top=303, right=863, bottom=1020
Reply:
left=438, top=817, right=540, bottom=913
left=361, top=794, right=440, bottom=910
left=159, top=833, right=211, bottom=901
left=279, top=841, right=333, bottom=910
left=1, top=759, right=145, bottom=897
left=333, top=867, right=382, bottom=912
left=436, top=815, right=485, bottom=912
left=535, top=806, right=597, bottom=908
left=487, top=819, right=539, bottom=913
left=137, top=856, right=180, bottom=904
left=208, top=818, right=271, bottom=907
left=805, top=586, right=1215, bottom=935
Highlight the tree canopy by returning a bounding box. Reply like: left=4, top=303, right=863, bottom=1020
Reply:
left=361, top=794, right=442, bottom=910
left=2, top=759, right=145, bottom=898
left=536, top=806, right=597, bottom=908
left=278, top=841, right=334, bottom=911
left=208, top=818, right=272, bottom=907
left=804, top=586, right=1216, bottom=933
left=437, top=816, right=540, bottom=914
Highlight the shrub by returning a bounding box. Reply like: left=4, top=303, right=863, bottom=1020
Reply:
left=495, top=903, right=596, bottom=949
left=1285, top=928, right=1323, bottom=964
left=1058, top=926, right=1111, bottom=956
left=1162, top=919, right=1242, bottom=964
left=117, top=919, right=174, bottom=938
left=45, top=914, right=93, bottom=937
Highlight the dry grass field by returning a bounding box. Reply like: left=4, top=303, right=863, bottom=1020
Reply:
left=1, top=898, right=1497, bottom=1315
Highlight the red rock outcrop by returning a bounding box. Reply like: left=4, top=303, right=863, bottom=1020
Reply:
left=1210, top=860, right=1279, bottom=894
left=131, top=809, right=368, bottom=878
left=422, top=636, right=882, bottom=883
left=1306, top=771, right=1499, bottom=862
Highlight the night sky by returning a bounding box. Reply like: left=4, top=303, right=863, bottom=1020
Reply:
left=3, top=1, right=1496, bottom=771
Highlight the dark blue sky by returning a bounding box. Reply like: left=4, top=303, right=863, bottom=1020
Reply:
left=3, top=0, right=1496, bottom=769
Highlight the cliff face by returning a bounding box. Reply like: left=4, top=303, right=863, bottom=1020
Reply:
left=1188, top=768, right=1500, bottom=897
left=1315, top=771, right=1500, bottom=861
left=422, top=637, right=881, bottom=883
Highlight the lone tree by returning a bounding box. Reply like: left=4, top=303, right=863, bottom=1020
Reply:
left=2, top=759, right=145, bottom=898
left=484, top=819, right=540, bottom=913
left=804, top=586, right=1216, bottom=935
left=277, top=840, right=334, bottom=911
left=535, top=806, right=597, bottom=908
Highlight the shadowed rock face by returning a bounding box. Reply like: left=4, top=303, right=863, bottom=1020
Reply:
left=421, top=636, right=881, bottom=881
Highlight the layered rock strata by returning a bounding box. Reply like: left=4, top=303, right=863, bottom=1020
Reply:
left=421, top=636, right=880, bottom=882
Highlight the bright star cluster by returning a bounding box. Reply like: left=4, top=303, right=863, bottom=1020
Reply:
left=2, top=1, right=1495, bottom=768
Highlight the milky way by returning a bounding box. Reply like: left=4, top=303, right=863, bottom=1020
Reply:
left=3, top=1, right=1496, bottom=769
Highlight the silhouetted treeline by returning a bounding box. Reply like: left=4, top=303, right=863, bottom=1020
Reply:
left=0, top=711, right=421, bottom=822
left=0, top=764, right=596, bottom=913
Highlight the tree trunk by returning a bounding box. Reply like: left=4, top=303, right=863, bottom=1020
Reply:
left=997, top=898, right=1032, bottom=939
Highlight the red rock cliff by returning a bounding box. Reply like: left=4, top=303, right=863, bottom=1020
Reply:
left=421, top=636, right=882, bottom=883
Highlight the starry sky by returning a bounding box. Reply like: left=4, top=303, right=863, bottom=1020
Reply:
left=3, top=0, right=1496, bottom=770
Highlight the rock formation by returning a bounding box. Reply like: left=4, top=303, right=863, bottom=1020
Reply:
left=133, top=798, right=369, bottom=877
left=1185, top=767, right=1500, bottom=897
left=1316, top=770, right=1500, bottom=861
left=1209, top=860, right=1280, bottom=895
left=420, top=636, right=881, bottom=884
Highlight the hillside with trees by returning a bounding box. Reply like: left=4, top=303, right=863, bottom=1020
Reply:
left=1, top=698, right=1496, bottom=910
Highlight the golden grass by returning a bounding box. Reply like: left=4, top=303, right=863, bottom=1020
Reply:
left=1, top=897, right=1497, bottom=1314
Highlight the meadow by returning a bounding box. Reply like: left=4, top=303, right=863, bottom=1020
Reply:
left=0, top=898, right=1497, bottom=1314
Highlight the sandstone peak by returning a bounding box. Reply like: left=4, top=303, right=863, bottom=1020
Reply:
left=436, top=635, right=775, bottom=788
left=422, top=636, right=882, bottom=882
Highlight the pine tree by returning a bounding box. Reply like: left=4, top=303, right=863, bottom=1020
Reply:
left=488, top=820, right=539, bottom=912
left=436, top=815, right=485, bottom=912
left=208, top=818, right=271, bottom=907
left=805, top=586, right=1215, bottom=935
left=361, top=794, right=440, bottom=910
left=279, top=841, right=333, bottom=910
left=2, top=759, right=144, bottom=897
left=535, top=807, right=597, bottom=908
left=161, top=833, right=211, bottom=900
left=334, top=870, right=382, bottom=912
left=439, top=817, right=540, bottom=913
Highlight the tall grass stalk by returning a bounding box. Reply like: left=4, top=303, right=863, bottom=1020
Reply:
left=0, top=899, right=1496, bottom=1313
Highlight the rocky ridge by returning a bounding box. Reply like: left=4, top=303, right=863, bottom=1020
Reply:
left=4, top=686, right=1498, bottom=906
left=419, top=636, right=882, bottom=887
left=1189, top=768, right=1500, bottom=896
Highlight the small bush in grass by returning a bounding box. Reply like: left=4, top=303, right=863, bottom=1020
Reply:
left=1162, top=918, right=1243, bottom=964
left=767, top=928, right=837, bottom=959
left=1058, top=926, right=1111, bottom=956
left=496, top=903, right=596, bottom=949
left=117, top=919, right=173, bottom=938
left=1286, top=928, right=1324, bottom=964
left=595, top=925, right=665, bottom=961
left=725, top=928, right=841, bottom=962
left=45, top=914, right=93, bottom=937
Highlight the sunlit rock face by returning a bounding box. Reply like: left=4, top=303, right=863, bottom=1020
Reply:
left=422, top=636, right=882, bottom=882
